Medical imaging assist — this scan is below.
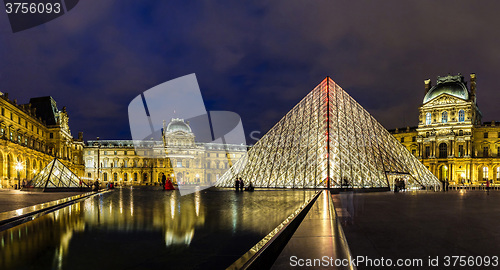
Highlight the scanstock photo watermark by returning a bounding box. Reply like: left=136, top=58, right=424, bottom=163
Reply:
left=128, top=74, right=247, bottom=196
left=3, top=0, right=80, bottom=32
left=289, top=255, right=499, bottom=268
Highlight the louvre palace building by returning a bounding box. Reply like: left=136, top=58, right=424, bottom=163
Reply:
left=0, top=93, right=85, bottom=189
left=390, top=73, right=500, bottom=185
left=83, top=118, right=247, bottom=186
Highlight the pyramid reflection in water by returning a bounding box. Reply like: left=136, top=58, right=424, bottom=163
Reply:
left=216, top=77, right=440, bottom=189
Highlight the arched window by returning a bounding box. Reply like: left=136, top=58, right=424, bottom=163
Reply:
left=497, top=167, right=500, bottom=181
left=113, top=172, right=117, bottom=181
left=442, top=111, right=448, bottom=123
left=425, top=112, right=431, bottom=125
left=103, top=173, right=108, bottom=181
left=459, top=130, right=463, bottom=136
left=458, top=109, right=465, bottom=122
left=134, top=173, right=138, bottom=181
left=124, top=173, right=128, bottom=181
left=483, top=167, right=489, bottom=180
left=439, top=143, right=447, bottom=158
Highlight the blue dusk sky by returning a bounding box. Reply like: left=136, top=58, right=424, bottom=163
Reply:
left=1, top=1, right=500, bottom=144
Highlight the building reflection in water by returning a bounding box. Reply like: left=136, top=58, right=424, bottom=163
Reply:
left=0, top=188, right=315, bottom=270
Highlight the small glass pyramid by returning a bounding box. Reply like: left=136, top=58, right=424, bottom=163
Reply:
left=28, top=158, right=86, bottom=191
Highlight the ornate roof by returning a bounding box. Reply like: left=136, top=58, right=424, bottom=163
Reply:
left=423, top=74, right=469, bottom=103
left=166, top=118, right=192, bottom=133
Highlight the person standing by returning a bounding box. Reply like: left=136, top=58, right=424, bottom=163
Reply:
left=486, top=179, right=490, bottom=195
left=162, top=174, right=167, bottom=190
left=239, top=178, right=244, bottom=191
left=235, top=178, right=240, bottom=191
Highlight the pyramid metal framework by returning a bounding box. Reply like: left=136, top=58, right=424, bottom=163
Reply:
left=216, top=77, right=441, bottom=189
left=29, top=158, right=85, bottom=190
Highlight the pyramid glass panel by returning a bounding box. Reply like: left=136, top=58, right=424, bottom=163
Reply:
left=29, top=158, right=84, bottom=190
left=216, top=77, right=441, bottom=189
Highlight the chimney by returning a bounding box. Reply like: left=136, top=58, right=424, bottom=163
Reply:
left=424, top=79, right=432, bottom=94
left=470, top=73, right=476, bottom=101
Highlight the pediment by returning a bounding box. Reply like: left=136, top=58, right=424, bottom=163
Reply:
left=422, top=93, right=468, bottom=108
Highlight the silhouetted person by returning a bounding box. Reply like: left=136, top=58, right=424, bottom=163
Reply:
left=162, top=174, right=166, bottom=189
left=486, top=179, right=490, bottom=195
left=239, top=178, right=244, bottom=191
left=93, top=180, right=100, bottom=191
left=247, top=181, right=254, bottom=191
left=235, top=178, right=240, bottom=191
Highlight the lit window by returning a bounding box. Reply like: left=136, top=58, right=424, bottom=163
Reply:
left=425, top=113, right=431, bottom=125
left=441, top=111, right=448, bottom=123
left=177, top=161, right=182, bottom=167
left=497, top=167, right=500, bottom=181
left=483, top=167, right=489, bottom=180
left=458, top=110, right=465, bottom=122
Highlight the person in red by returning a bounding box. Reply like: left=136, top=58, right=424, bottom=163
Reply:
left=486, top=179, right=490, bottom=195
left=164, top=178, right=175, bottom=190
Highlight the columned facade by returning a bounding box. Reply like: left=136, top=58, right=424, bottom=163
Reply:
left=0, top=93, right=85, bottom=188
left=391, top=74, right=500, bottom=185
left=83, top=118, right=247, bottom=186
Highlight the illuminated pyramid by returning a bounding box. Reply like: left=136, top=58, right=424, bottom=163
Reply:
left=27, top=158, right=87, bottom=191
left=216, top=77, right=440, bottom=189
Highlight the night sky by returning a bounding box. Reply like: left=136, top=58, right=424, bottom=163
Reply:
left=1, top=1, right=500, bottom=144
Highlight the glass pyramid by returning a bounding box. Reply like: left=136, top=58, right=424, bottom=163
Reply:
left=216, top=77, right=441, bottom=189
left=29, top=158, right=84, bottom=190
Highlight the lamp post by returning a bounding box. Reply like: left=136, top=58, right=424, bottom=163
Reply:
left=15, top=162, right=23, bottom=189
left=96, top=137, right=101, bottom=184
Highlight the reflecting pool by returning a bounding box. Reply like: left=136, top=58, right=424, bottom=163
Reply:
left=0, top=187, right=316, bottom=270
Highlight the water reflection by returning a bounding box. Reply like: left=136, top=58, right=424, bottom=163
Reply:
left=0, top=188, right=315, bottom=270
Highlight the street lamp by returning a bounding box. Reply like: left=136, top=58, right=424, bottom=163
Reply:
left=96, top=137, right=101, bottom=184
left=15, top=162, right=23, bottom=189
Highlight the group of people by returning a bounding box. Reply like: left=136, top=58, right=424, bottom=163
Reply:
left=394, top=178, right=406, bottom=192
left=106, top=182, right=114, bottom=189
left=235, top=177, right=254, bottom=191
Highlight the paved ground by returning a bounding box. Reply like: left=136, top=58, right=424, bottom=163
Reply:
left=0, top=189, right=84, bottom=213
left=333, top=190, right=500, bottom=269
left=272, top=191, right=352, bottom=269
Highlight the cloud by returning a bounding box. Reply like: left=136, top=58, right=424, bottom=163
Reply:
left=1, top=0, right=500, bottom=142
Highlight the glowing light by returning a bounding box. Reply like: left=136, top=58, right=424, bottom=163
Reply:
left=15, top=162, right=23, bottom=171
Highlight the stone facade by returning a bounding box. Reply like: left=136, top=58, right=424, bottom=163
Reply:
left=390, top=74, right=500, bottom=185
left=83, top=118, right=247, bottom=186
left=0, top=93, right=85, bottom=188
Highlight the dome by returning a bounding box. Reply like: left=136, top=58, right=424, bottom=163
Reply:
left=423, top=75, right=469, bottom=103
left=166, top=118, right=192, bottom=133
